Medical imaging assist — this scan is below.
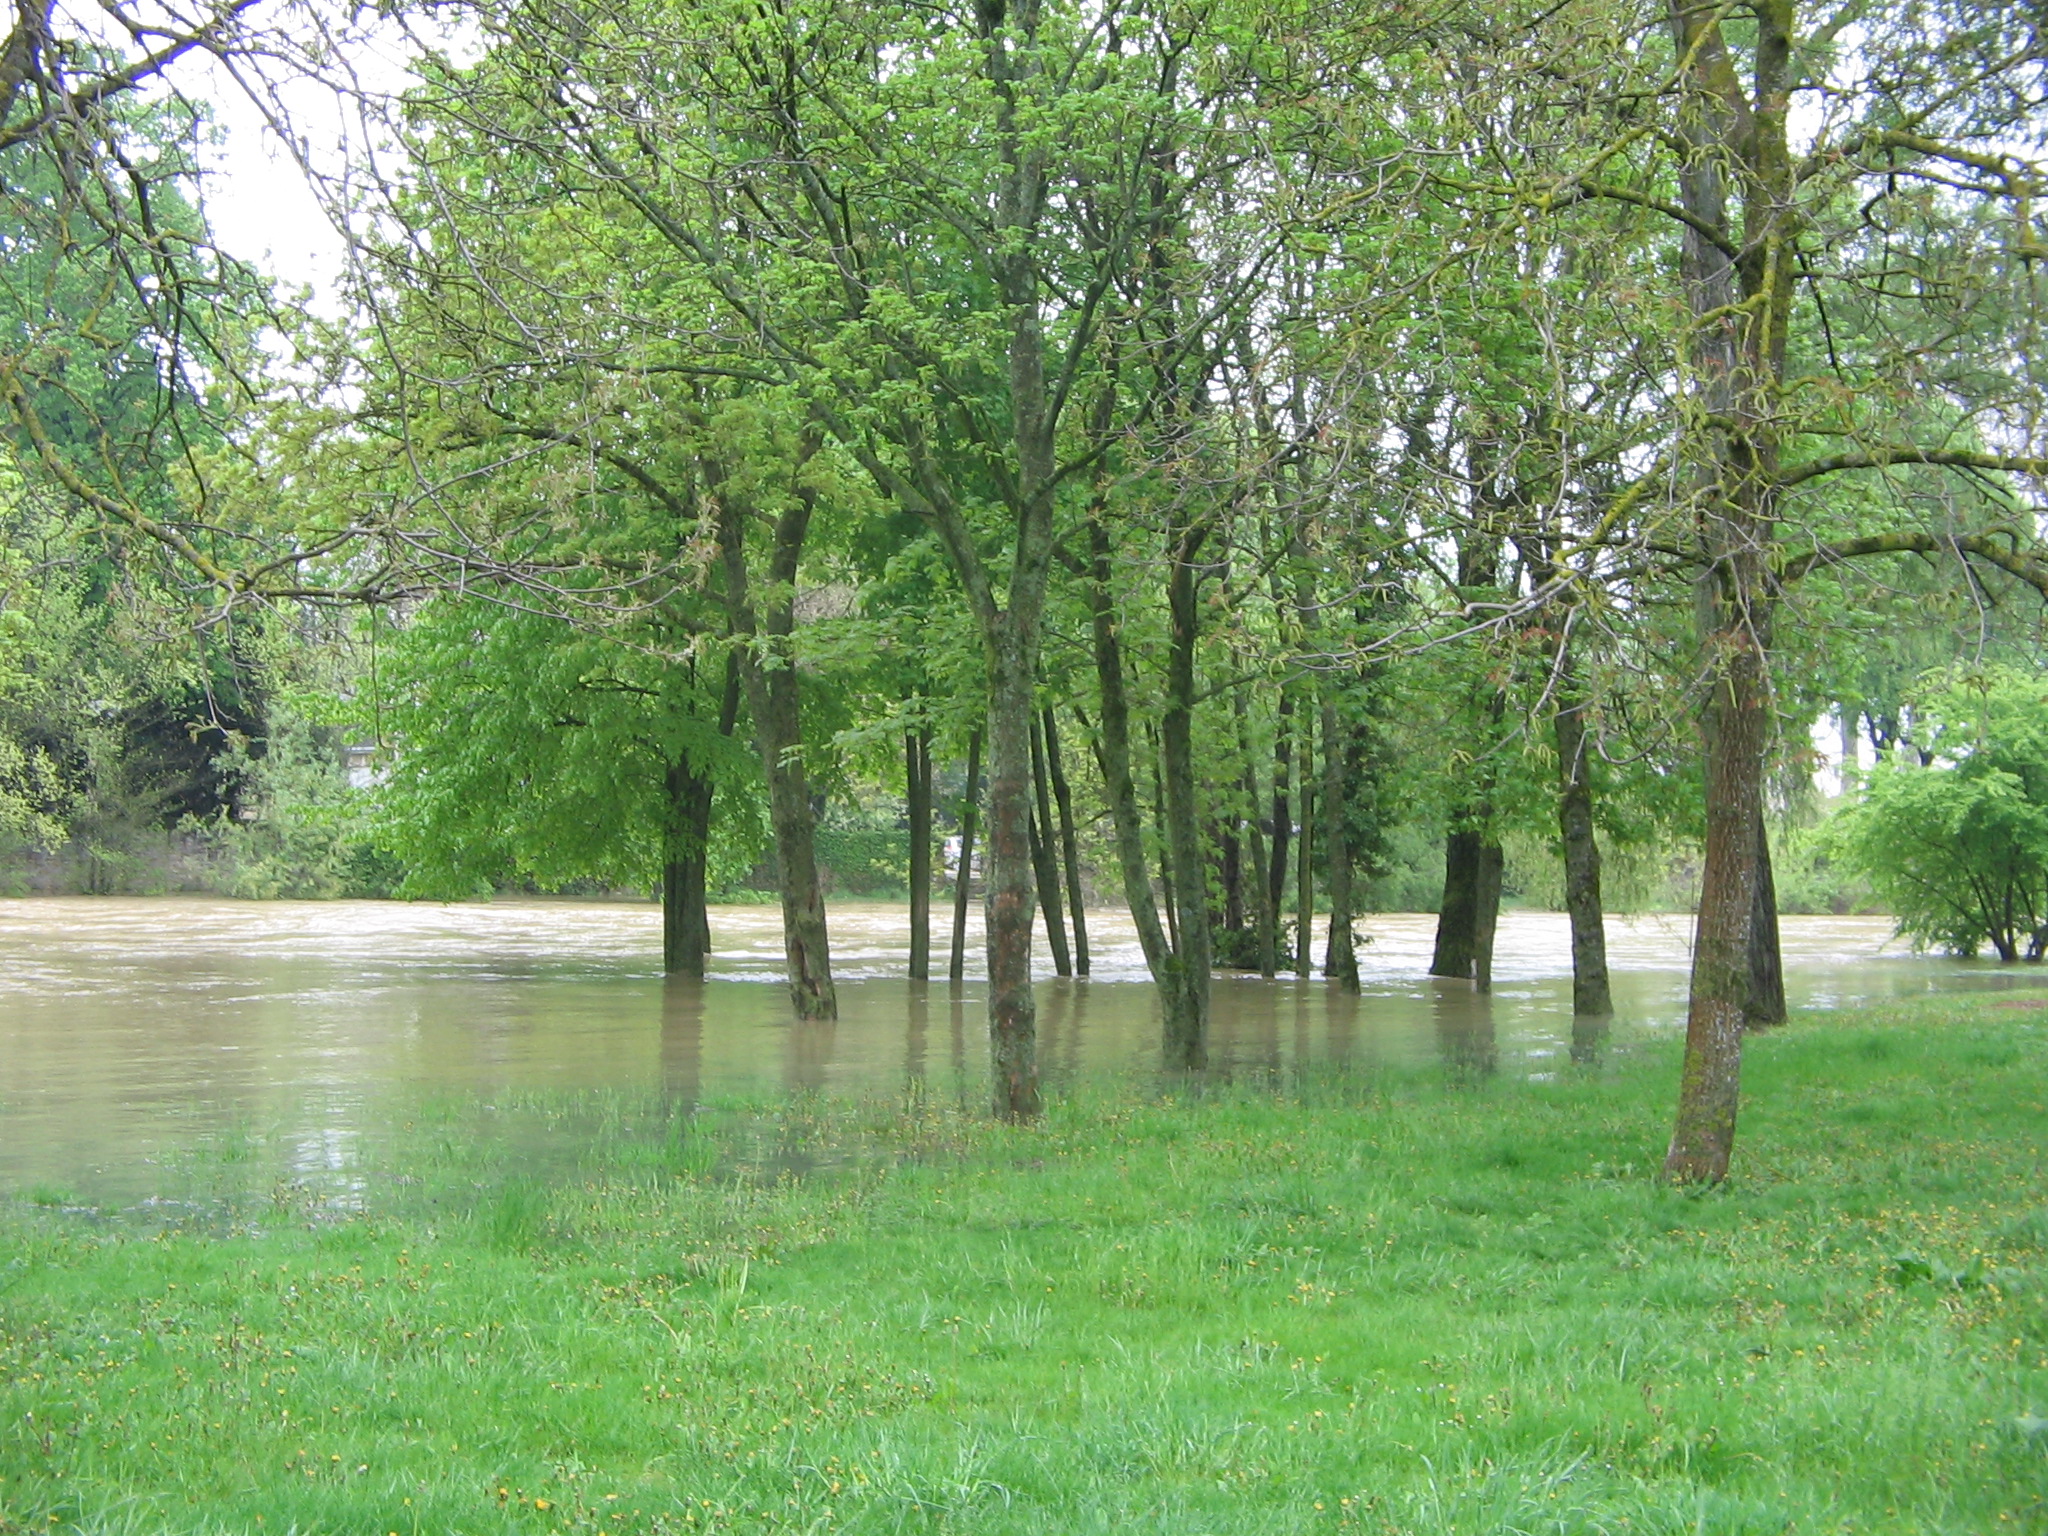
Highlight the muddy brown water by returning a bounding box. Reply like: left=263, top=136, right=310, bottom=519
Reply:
left=0, top=898, right=2033, bottom=1200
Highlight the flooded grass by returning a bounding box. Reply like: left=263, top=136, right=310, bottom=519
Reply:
left=2, top=993, right=2044, bottom=1534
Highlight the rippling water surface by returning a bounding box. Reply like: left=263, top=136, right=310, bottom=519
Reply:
left=0, top=897, right=2028, bottom=1199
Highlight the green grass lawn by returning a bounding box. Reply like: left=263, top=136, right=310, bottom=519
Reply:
left=3, top=993, right=2046, bottom=1534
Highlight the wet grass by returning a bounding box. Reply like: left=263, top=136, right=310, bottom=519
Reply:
left=3, top=992, right=2046, bottom=1534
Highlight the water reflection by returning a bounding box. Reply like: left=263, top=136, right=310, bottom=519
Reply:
left=660, top=977, right=704, bottom=1103
left=0, top=897, right=2035, bottom=1200
left=1432, top=981, right=1497, bottom=1080
left=1571, top=1013, right=1611, bottom=1067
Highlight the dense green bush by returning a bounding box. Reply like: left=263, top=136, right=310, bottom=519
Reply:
left=1834, top=668, right=2048, bottom=960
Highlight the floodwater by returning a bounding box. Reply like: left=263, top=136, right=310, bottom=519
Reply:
left=0, top=898, right=2034, bottom=1200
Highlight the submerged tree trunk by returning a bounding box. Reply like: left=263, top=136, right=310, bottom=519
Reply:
left=949, top=729, right=981, bottom=984
left=1024, top=720, right=1073, bottom=978
left=1269, top=692, right=1293, bottom=955
left=1320, top=697, right=1359, bottom=992
left=984, top=615, right=1043, bottom=1118
left=716, top=478, right=836, bottom=1020
left=1248, top=811, right=1276, bottom=977
left=1029, top=714, right=1072, bottom=976
left=1241, top=700, right=1276, bottom=978
left=1295, top=720, right=1314, bottom=977
left=1160, top=528, right=1214, bottom=1067
left=1471, top=838, right=1504, bottom=994
left=662, top=653, right=742, bottom=976
left=1220, top=820, right=1244, bottom=933
left=1432, top=830, right=1483, bottom=979
left=662, top=758, right=714, bottom=977
left=907, top=729, right=932, bottom=982
left=1045, top=708, right=1089, bottom=977
left=1081, top=516, right=1176, bottom=997
left=1553, top=676, right=1613, bottom=1017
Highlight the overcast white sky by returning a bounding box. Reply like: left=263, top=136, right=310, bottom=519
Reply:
left=170, top=13, right=470, bottom=312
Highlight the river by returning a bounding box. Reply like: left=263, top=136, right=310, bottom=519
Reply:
left=0, top=898, right=2029, bottom=1201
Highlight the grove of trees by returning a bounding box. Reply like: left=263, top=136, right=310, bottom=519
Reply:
left=2, top=0, right=2044, bottom=1182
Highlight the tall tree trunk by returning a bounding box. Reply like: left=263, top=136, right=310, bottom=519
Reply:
left=1269, top=691, right=1293, bottom=941
left=907, top=729, right=932, bottom=981
left=1080, top=514, right=1179, bottom=1008
left=1160, top=530, right=1214, bottom=1067
left=1553, top=674, right=1613, bottom=1016
left=662, top=758, right=714, bottom=976
left=1432, top=830, right=1483, bottom=979
left=1295, top=719, right=1314, bottom=977
left=949, top=729, right=981, bottom=984
left=715, top=478, right=836, bottom=1020
left=1320, top=697, right=1359, bottom=992
left=1044, top=708, right=1090, bottom=977
left=1027, top=811, right=1069, bottom=975
left=1152, top=732, right=1181, bottom=954
left=1240, top=700, right=1276, bottom=978
left=1248, top=810, right=1276, bottom=977
left=984, top=616, right=1043, bottom=1118
left=1662, top=0, right=1795, bottom=1183
left=1471, top=838, right=1504, bottom=994
left=1029, top=713, right=1072, bottom=976
left=661, top=653, right=741, bottom=976
left=1667, top=634, right=1770, bottom=1182
left=1220, top=820, right=1244, bottom=933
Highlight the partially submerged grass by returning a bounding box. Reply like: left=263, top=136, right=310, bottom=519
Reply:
left=2, top=993, right=2045, bottom=1533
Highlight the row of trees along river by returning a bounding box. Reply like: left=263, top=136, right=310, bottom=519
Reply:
left=0, top=0, right=2045, bottom=1185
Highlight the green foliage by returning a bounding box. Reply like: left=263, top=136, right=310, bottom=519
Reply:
left=1835, top=668, right=2048, bottom=960
left=372, top=597, right=763, bottom=900
left=811, top=826, right=913, bottom=897
left=2, top=995, right=2043, bottom=1531
left=197, top=704, right=401, bottom=900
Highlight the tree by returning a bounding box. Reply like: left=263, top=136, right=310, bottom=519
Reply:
left=373, top=596, right=759, bottom=952
left=1837, top=669, right=2048, bottom=963
left=1403, top=0, right=2048, bottom=1181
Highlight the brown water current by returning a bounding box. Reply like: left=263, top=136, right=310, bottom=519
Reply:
left=0, top=898, right=2032, bottom=1200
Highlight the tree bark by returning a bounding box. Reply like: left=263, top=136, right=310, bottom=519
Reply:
left=1080, top=513, right=1181, bottom=1015
left=949, top=728, right=981, bottom=984
left=1471, top=838, right=1504, bottom=995
left=1160, top=528, right=1214, bottom=1067
left=1661, top=0, right=1795, bottom=1183
left=1220, top=819, right=1244, bottom=933
left=1553, top=676, right=1613, bottom=1017
left=1044, top=707, right=1090, bottom=976
left=660, top=653, right=741, bottom=976
left=985, top=617, right=1043, bottom=1117
left=1295, top=719, right=1314, bottom=977
left=1240, top=696, right=1276, bottom=978
left=1248, top=811, right=1276, bottom=977
left=1320, top=697, right=1359, bottom=992
left=1666, top=634, right=1770, bottom=1183
left=1432, top=830, right=1483, bottom=979
left=1029, top=713, right=1072, bottom=976
left=715, top=476, right=836, bottom=1020
left=662, top=757, right=714, bottom=976
left=1269, top=691, right=1293, bottom=944
left=907, top=728, right=932, bottom=981
left=1746, top=807, right=1786, bottom=1027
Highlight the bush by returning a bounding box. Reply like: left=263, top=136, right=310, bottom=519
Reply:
left=1834, top=668, right=2048, bottom=960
